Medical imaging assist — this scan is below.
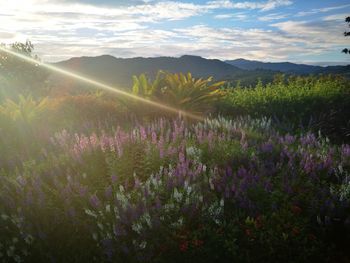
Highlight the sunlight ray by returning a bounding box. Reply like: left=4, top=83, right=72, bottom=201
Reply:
left=0, top=46, right=204, bottom=121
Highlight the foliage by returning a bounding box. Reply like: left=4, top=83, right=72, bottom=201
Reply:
left=0, top=116, right=349, bottom=262
left=219, top=75, right=350, bottom=143
left=48, top=94, right=128, bottom=129
left=123, top=71, right=224, bottom=119
left=0, top=41, right=49, bottom=99
left=342, top=16, right=350, bottom=54
left=0, top=95, right=49, bottom=123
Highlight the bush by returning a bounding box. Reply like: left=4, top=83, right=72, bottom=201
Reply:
left=219, top=75, right=350, bottom=143
left=122, top=71, right=224, bottom=119
left=47, top=94, right=128, bottom=129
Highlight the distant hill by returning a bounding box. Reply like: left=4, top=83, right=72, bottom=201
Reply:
left=52, top=55, right=244, bottom=88
left=225, top=58, right=350, bottom=75
left=49, top=55, right=350, bottom=93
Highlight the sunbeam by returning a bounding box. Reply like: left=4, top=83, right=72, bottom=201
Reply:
left=0, top=45, right=204, bottom=121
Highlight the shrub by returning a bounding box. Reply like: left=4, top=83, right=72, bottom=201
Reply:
left=122, top=71, right=225, bottom=119
left=219, top=75, right=350, bottom=142
left=47, top=94, right=128, bottom=129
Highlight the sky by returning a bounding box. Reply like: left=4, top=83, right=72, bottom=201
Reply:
left=0, top=0, right=349, bottom=65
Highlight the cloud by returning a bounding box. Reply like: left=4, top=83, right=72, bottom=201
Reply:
left=0, top=31, right=16, bottom=39
left=296, top=4, right=350, bottom=17
left=207, top=0, right=293, bottom=11
left=214, top=13, right=248, bottom=20
left=323, top=13, right=349, bottom=21
left=258, top=13, right=288, bottom=21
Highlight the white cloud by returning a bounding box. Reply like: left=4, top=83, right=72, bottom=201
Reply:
left=214, top=13, right=248, bottom=20
left=208, top=0, right=292, bottom=11
left=323, top=13, right=349, bottom=21
left=296, top=4, right=350, bottom=17
left=258, top=13, right=288, bottom=21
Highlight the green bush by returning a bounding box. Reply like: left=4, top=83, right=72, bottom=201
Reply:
left=122, top=71, right=225, bottom=119
left=48, top=94, right=128, bottom=129
left=219, top=75, right=350, bottom=142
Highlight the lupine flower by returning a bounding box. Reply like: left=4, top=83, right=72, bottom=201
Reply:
left=261, top=142, right=273, bottom=153
left=105, top=186, right=113, bottom=199
left=89, top=194, right=101, bottom=209
left=111, top=174, right=118, bottom=184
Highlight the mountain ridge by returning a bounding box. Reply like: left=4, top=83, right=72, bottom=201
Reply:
left=50, top=55, right=350, bottom=90
left=225, top=58, right=350, bottom=74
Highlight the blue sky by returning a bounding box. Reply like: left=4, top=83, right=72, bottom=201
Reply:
left=0, top=0, right=349, bottom=65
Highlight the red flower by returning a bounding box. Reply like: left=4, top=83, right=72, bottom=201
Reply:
left=192, top=239, right=204, bottom=247
left=255, top=216, right=263, bottom=228
left=291, top=205, right=302, bottom=215
left=179, top=241, right=189, bottom=252
left=245, top=229, right=252, bottom=237
left=292, top=227, right=300, bottom=236
left=308, top=234, right=317, bottom=241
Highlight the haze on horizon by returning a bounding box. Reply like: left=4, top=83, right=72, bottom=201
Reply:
left=0, top=0, right=349, bottom=66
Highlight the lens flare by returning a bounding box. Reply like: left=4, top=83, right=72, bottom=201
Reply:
left=0, top=46, right=204, bottom=121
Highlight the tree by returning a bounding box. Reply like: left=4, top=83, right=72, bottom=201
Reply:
left=0, top=41, right=49, bottom=99
left=342, top=16, right=350, bottom=54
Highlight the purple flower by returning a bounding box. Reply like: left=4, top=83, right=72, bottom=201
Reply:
left=341, top=144, right=350, bottom=158
left=155, top=197, right=162, bottom=210
left=105, top=185, right=113, bottom=199
left=261, top=142, right=273, bottom=153
left=111, top=174, right=118, bottom=184
left=140, top=126, right=147, bottom=141
left=300, top=133, right=317, bottom=146
left=237, top=167, right=249, bottom=179
left=89, top=194, right=101, bottom=208
left=102, top=238, right=114, bottom=260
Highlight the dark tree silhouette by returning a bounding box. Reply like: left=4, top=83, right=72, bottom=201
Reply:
left=342, top=16, right=350, bottom=54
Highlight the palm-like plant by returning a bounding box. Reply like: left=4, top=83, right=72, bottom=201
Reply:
left=0, top=95, right=49, bottom=123
left=161, top=72, right=225, bottom=115
left=123, top=71, right=225, bottom=119
left=131, top=72, right=164, bottom=99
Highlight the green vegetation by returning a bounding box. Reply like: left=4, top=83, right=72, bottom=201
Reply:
left=0, top=41, right=49, bottom=99
left=219, top=75, right=350, bottom=142
left=123, top=71, right=224, bottom=118
left=0, top=43, right=350, bottom=262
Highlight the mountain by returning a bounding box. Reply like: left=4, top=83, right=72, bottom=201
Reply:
left=225, top=58, right=350, bottom=75
left=49, top=55, right=350, bottom=93
left=51, top=55, right=245, bottom=89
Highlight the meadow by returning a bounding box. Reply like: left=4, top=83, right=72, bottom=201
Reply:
left=0, top=46, right=350, bottom=262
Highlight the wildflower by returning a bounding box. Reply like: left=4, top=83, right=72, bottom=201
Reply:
left=78, top=185, right=88, bottom=197
left=261, top=142, right=273, bottom=153
left=285, top=134, right=295, bottom=144
left=179, top=241, right=189, bottom=252
left=308, top=234, right=317, bottom=241
left=151, top=131, right=157, bottom=144
left=67, top=207, right=76, bottom=218
left=102, top=239, right=114, bottom=260
left=155, top=197, right=162, bottom=210
left=111, top=174, right=118, bottom=184
left=105, top=185, right=113, bottom=199
left=245, top=229, right=252, bottom=237
left=192, top=239, right=204, bottom=247
left=292, top=227, right=300, bottom=236
left=140, top=126, right=147, bottom=141
left=89, top=194, right=101, bottom=209
left=300, top=133, right=317, bottom=146
left=291, top=205, right=302, bottom=215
